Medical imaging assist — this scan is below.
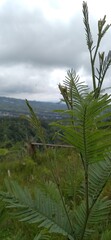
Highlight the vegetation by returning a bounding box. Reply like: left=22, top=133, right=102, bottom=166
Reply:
left=0, top=148, right=78, bottom=240
left=1, top=1, right=111, bottom=240
left=0, top=96, right=66, bottom=119
left=0, top=116, right=56, bottom=149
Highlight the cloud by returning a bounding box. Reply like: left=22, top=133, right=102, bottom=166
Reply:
left=0, top=64, right=66, bottom=101
left=0, top=0, right=111, bottom=101
left=0, top=0, right=88, bottom=69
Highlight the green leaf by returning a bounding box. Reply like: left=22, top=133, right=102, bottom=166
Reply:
left=88, top=154, right=111, bottom=202
left=25, top=100, right=46, bottom=145
left=33, top=229, right=51, bottom=240
left=55, top=89, right=111, bottom=164
left=59, top=69, right=88, bottom=110
left=0, top=180, right=75, bottom=240
left=101, top=229, right=111, bottom=240
left=73, top=197, right=111, bottom=239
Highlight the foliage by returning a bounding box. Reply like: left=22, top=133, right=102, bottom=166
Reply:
left=33, top=229, right=51, bottom=240
left=101, top=229, right=111, bottom=240
left=0, top=179, right=74, bottom=239
left=83, top=1, right=111, bottom=97
left=25, top=100, right=46, bottom=145
left=0, top=117, right=36, bottom=146
left=1, top=73, right=111, bottom=240
left=1, top=1, right=111, bottom=240
left=0, top=116, right=53, bottom=148
left=0, top=148, right=77, bottom=239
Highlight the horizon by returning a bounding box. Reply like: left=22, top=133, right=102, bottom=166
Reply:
left=0, top=95, right=63, bottom=103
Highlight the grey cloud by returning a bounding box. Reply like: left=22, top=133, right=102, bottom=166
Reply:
left=0, top=0, right=90, bottom=71
left=0, top=0, right=108, bottom=71
left=0, top=64, right=62, bottom=100
left=0, top=0, right=111, bottom=101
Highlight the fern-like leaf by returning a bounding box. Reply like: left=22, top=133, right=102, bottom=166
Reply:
left=25, top=99, right=45, bottom=145
left=0, top=179, right=75, bottom=240
left=73, top=197, right=111, bottom=239
left=55, top=92, right=111, bottom=164
left=59, top=69, right=88, bottom=110
left=88, top=153, right=111, bottom=202
left=33, top=229, right=51, bottom=240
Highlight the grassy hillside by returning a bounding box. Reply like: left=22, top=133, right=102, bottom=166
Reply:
left=0, top=96, right=66, bottom=119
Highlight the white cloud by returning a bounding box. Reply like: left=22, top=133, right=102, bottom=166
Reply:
left=0, top=0, right=111, bottom=101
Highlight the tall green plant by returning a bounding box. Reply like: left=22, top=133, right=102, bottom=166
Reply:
left=83, top=1, right=111, bottom=98
left=1, top=2, right=111, bottom=240
left=55, top=71, right=111, bottom=239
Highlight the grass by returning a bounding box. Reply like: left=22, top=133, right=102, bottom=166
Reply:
left=0, top=145, right=111, bottom=240
left=0, top=146, right=80, bottom=240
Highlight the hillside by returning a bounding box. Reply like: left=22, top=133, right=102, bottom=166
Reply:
left=0, top=96, right=66, bottom=120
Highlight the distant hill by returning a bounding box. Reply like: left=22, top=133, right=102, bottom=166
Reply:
left=0, top=96, right=66, bottom=120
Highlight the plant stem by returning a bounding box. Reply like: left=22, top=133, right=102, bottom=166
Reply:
left=80, top=105, right=89, bottom=240
left=90, top=50, right=96, bottom=92
left=89, top=36, right=101, bottom=95
left=79, top=157, right=89, bottom=240
left=85, top=165, right=89, bottom=216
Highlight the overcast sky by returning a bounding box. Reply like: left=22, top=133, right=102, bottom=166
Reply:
left=0, top=0, right=111, bottom=101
